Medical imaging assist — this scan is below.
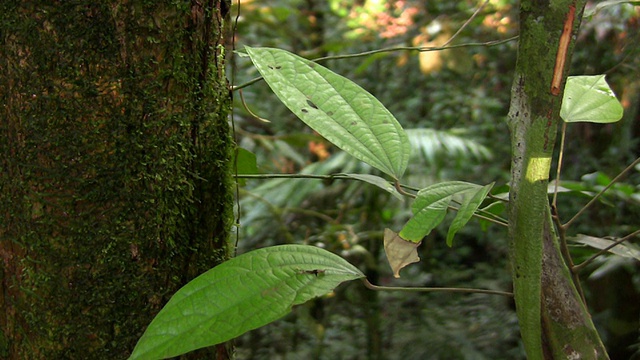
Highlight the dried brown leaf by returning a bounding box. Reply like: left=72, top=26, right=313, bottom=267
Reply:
left=383, top=228, right=421, bottom=278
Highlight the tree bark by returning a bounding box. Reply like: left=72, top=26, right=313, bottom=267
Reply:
left=508, top=0, right=609, bottom=358
left=0, top=1, right=233, bottom=358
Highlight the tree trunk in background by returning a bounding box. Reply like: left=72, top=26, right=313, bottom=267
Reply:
left=0, top=1, right=233, bottom=358
left=507, top=0, right=608, bottom=358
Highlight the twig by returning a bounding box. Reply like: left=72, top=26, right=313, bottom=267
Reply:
left=447, top=203, right=508, bottom=227
left=239, top=89, right=271, bottom=122
left=230, top=0, right=242, bottom=252
left=362, top=278, right=513, bottom=297
left=572, top=229, right=640, bottom=273
left=232, top=37, right=518, bottom=91
left=236, top=173, right=353, bottom=181
left=237, top=173, right=508, bottom=225
left=564, top=156, right=640, bottom=228
left=313, top=36, right=518, bottom=62
left=442, top=0, right=490, bottom=47
left=552, top=122, right=568, bottom=211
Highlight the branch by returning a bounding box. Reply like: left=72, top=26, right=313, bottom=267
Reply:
left=572, top=229, right=640, bottom=273
left=564, top=156, right=640, bottom=228
left=442, top=0, right=490, bottom=47
left=232, top=37, right=518, bottom=91
left=237, top=173, right=509, bottom=226
left=362, top=278, right=513, bottom=297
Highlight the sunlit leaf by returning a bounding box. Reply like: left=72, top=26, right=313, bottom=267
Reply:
left=129, top=245, right=364, bottom=360
left=569, top=234, right=640, bottom=261
left=384, top=228, right=421, bottom=278
left=245, top=46, right=410, bottom=180
left=446, top=183, right=494, bottom=246
left=560, top=75, right=623, bottom=123
left=399, top=182, right=479, bottom=242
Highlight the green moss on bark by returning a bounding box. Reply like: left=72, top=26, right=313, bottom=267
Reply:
left=0, top=1, right=233, bottom=358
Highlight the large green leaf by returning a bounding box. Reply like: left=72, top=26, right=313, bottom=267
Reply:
left=245, top=46, right=410, bottom=180
left=129, top=245, right=364, bottom=360
left=560, top=75, right=623, bottom=123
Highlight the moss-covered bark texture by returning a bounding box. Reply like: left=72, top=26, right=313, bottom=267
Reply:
left=507, top=0, right=608, bottom=358
left=0, top=1, right=233, bottom=358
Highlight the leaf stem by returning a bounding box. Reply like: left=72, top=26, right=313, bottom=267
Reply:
left=563, top=156, right=640, bottom=228
left=394, top=179, right=417, bottom=199
left=239, top=89, right=271, bottom=122
left=362, top=278, right=513, bottom=297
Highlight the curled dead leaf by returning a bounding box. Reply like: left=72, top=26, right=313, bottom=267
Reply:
left=383, top=228, right=421, bottom=278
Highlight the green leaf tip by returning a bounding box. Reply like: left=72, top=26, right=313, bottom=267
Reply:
left=129, top=245, right=364, bottom=360
left=245, top=46, right=410, bottom=180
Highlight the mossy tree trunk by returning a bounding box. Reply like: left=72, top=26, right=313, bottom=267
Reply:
left=0, top=0, right=234, bottom=358
left=508, top=0, right=609, bottom=358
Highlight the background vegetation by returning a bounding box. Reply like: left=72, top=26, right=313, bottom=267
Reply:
left=230, top=0, right=640, bottom=359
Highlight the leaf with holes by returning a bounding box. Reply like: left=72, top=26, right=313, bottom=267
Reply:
left=245, top=46, right=410, bottom=180
left=129, top=245, right=364, bottom=360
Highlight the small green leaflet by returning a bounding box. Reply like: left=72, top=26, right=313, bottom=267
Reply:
left=129, top=245, right=364, bottom=360
left=245, top=46, right=410, bottom=180
left=399, top=181, right=494, bottom=245
left=560, top=75, right=623, bottom=123
left=446, top=183, right=494, bottom=246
